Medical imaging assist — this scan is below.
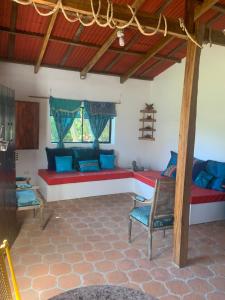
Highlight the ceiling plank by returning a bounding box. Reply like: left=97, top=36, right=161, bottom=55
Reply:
left=120, top=0, right=220, bottom=83
left=80, top=0, right=146, bottom=79
left=34, top=7, right=59, bottom=73
left=8, top=2, right=17, bottom=59
left=29, top=0, right=187, bottom=39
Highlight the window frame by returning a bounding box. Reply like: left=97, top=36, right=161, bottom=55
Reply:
left=51, top=107, right=112, bottom=144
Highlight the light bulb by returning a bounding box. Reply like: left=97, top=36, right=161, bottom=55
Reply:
left=119, top=37, right=125, bottom=47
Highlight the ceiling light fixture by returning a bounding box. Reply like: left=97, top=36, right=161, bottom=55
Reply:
left=117, top=30, right=125, bottom=47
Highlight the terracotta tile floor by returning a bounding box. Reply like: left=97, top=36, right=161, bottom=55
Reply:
left=12, top=193, right=225, bottom=300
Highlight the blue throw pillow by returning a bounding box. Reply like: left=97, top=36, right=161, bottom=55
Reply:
left=192, top=159, right=207, bottom=181
left=206, top=160, right=225, bottom=178
left=79, top=160, right=100, bottom=172
left=55, top=156, right=73, bottom=173
left=194, top=170, right=213, bottom=188
left=46, top=147, right=74, bottom=170
left=100, top=154, right=115, bottom=170
left=209, top=177, right=225, bottom=192
left=73, top=148, right=99, bottom=170
left=161, top=151, right=177, bottom=178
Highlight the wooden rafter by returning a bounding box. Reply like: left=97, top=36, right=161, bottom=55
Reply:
left=105, top=0, right=173, bottom=74
left=8, top=2, right=17, bottom=59
left=60, top=23, right=84, bottom=67
left=26, top=0, right=188, bottom=39
left=80, top=0, right=146, bottom=79
left=140, top=41, right=186, bottom=77
left=213, top=3, right=225, bottom=14
left=0, top=57, right=152, bottom=81
left=2, top=27, right=206, bottom=58
left=34, top=6, right=59, bottom=73
left=120, top=0, right=220, bottom=83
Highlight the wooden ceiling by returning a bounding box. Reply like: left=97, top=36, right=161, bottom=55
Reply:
left=0, top=0, right=225, bottom=82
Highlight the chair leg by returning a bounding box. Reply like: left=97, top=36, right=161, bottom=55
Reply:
left=148, top=231, right=153, bottom=260
left=163, top=229, right=166, bottom=238
left=128, top=218, right=132, bottom=243
left=39, top=205, right=44, bottom=230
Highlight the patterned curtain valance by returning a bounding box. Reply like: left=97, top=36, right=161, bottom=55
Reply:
left=49, top=96, right=82, bottom=118
left=84, top=100, right=117, bottom=117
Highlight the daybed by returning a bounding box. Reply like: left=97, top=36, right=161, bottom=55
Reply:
left=38, top=168, right=225, bottom=225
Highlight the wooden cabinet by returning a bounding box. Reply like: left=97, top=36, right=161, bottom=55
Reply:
left=16, top=101, right=39, bottom=149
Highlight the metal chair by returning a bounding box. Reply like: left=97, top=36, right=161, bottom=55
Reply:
left=16, top=178, right=45, bottom=230
left=0, top=240, right=21, bottom=300
left=129, top=178, right=176, bottom=260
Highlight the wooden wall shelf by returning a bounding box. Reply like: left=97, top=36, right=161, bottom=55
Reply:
left=139, top=106, right=156, bottom=141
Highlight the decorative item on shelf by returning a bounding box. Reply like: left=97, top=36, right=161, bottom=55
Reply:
left=139, top=104, right=156, bottom=141
left=132, top=160, right=144, bottom=172
left=145, top=103, right=154, bottom=111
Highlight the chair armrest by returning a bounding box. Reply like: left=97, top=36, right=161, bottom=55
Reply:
left=132, top=195, right=146, bottom=202
left=132, top=194, right=153, bottom=207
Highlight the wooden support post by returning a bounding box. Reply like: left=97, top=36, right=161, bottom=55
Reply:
left=173, top=27, right=204, bottom=267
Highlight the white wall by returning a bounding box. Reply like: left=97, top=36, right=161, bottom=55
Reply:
left=0, top=62, right=153, bottom=183
left=1, top=45, right=224, bottom=183
left=150, top=45, right=225, bottom=170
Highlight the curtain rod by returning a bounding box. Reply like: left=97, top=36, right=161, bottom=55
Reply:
left=28, top=95, right=121, bottom=104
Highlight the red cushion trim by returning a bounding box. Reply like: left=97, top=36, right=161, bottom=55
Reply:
left=38, top=169, right=133, bottom=185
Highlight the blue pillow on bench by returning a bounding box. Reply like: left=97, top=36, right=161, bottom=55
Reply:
left=162, top=151, right=207, bottom=180
left=79, top=160, right=100, bottom=172
left=100, top=154, right=115, bottom=170
left=194, top=170, right=213, bottom=189
left=55, top=156, right=73, bottom=173
left=73, top=148, right=99, bottom=170
left=46, top=147, right=74, bottom=171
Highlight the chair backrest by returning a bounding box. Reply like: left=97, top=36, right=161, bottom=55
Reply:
left=0, top=240, right=21, bottom=300
left=150, top=178, right=176, bottom=224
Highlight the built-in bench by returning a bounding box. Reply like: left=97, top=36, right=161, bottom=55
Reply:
left=38, top=169, right=225, bottom=225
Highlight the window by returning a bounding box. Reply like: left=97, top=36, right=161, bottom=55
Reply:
left=51, top=107, right=112, bottom=144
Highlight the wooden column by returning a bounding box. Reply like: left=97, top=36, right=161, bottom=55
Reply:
left=173, top=32, right=203, bottom=267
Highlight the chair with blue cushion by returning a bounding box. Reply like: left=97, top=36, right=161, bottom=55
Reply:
left=16, top=178, right=45, bottom=230
left=129, top=178, right=175, bottom=260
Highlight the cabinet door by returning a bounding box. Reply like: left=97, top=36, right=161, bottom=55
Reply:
left=16, top=101, right=39, bottom=150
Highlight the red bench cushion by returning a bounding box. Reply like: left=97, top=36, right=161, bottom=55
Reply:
left=38, top=169, right=133, bottom=185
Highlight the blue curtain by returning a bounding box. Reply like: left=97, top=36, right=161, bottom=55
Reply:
left=84, top=101, right=116, bottom=149
left=49, top=96, right=81, bottom=148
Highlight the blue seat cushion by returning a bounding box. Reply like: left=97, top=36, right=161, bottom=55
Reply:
left=130, top=206, right=174, bottom=228
left=16, top=190, right=40, bottom=207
